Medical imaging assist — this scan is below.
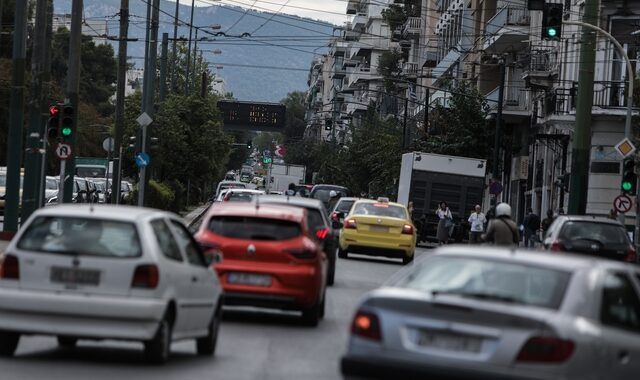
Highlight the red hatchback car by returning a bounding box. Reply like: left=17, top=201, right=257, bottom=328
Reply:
left=195, top=203, right=328, bottom=326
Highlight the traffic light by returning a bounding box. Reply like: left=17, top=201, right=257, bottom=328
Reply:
left=621, top=159, right=637, bottom=194
left=60, top=104, right=74, bottom=139
left=325, top=119, right=332, bottom=131
left=542, top=3, right=563, bottom=40
left=247, top=140, right=252, bottom=149
left=149, top=136, right=159, bottom=150
left=47, top=104, right=61, bottom=140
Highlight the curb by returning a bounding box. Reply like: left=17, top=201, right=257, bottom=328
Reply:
left=187, top=203, right=211, bottom=229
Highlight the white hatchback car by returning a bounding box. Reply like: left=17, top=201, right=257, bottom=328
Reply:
left=0, top=205, right=223, bottom=363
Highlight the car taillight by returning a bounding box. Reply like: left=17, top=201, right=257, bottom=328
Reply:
left=131, top=264, right=159, bottom=289
left=516, top=336, right=575, bottom=363
left=0, top=254, right=19, bottom=280
left=344, top=219, right=357, bottom=229
left=351, top=310, right=382, bottom=342
left=284, top=248, right=317, bottom=260
left=624, top=245, right=637, bottom=263
left=316, top=228, right=329, bottom=240
left=550, top=240, right=565, bottom=252
left=402, top=224, right=414, bottom=235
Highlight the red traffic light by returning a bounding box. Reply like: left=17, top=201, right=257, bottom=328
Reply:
left=49, top=105, right=60, bottom=117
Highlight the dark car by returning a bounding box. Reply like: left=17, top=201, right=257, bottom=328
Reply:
left=542, top=215, right=637, bottom=263
left=258, top=195, right=337, bottom=286
left=310, top=184, right=351, bottom=211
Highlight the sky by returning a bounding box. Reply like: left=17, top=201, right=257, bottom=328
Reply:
left=179, top=0, right=350, bottom=25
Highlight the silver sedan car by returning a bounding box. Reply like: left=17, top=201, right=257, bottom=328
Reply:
left=341, top=246, right=640, bottom=380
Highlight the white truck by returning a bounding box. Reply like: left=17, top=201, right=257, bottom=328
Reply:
left=268, top=164, right=306, bottom=193
left=398, top=152, right=487, bottom=243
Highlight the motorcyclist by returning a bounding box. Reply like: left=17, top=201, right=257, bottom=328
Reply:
left=484, top=203, right=520, bottom=247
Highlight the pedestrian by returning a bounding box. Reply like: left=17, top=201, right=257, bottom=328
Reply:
left=484, top=203, right=520, bottom=247
left=522, top=208, right=541, bottom=248
left=435, top=201, right=453, bottom=245
left=467, top=205, right=486, bottom=244
left=541, top=209, right=555, bottom=235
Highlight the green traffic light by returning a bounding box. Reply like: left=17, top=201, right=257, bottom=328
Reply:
left=547, top=28, right=557, bottom=37
left=622, top=181, right=633, bottom=191
left=61, top=126, right=72, bottom=137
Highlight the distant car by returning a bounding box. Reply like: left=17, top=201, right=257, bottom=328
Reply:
left=0, top=205, right=223, bottom=363
left=0, top=168, right=24, bottom=215
left=339, top=198, right=416, bottom=264
left=329, top=197, right=358, bottom=222
left=542, top=215, right=637, bottom=263
left=309, top=184, right=351, bottom=210
left=342, top=246, right=640, bottom=379
left=294, top=184, right=313, bottom=198
left=194, top=203, right=328, bottom=326
left=216, top=189, right=265, bottom=203
left=258, top=195, right=337, bottom=286
left=215, top=181, right=247, bottom=199
left=44, top=176, right=59, bottom=204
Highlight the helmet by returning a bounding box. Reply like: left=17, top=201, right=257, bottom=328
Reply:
left=329, top=190, right=338, bottom=198
left=495, top=203, right=512, bottom=217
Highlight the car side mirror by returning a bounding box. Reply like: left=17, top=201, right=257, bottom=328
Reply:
left=203, top=250, right=223, bottom=266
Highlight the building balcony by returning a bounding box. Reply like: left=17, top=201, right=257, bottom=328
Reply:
left=352, top=13, right=368, bottom=32
left=421, top=46, right=438, bottom=68
left=346, top=66, right=381, bottom=89
left=522, top=49, right=560, bottom=89
left=547, top=81, right=638, bottom=116
left=330, top=41, right=349, bottom=57
left=485, top=85, right=530, bottom=120
left=346, top=0, right=359, bottom=15
left=403, top=17, right=422, bottom=38
left=332, top=61, right=346, bottom=78
left=346, top=100, right=368, bottom=115
left=402, top=62, right=419, bottom=78
left=482, top=7, right=530, bottom=53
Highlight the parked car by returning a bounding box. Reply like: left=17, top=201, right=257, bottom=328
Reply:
left=338, top=198, right=416, bottom=265
left=542, top=215, right=637, bottom=263
left=194, top=202, right=328, bottom=326
left=309, top=184, right=351, bottom=211
left=0, top=205, right=223, bottom=363
left=258, top=195, right=337, bottom=286
left=342, top=246, right=640, bottom=379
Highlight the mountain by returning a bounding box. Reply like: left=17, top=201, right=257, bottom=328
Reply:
left=54, top=0, right=335, bottom=102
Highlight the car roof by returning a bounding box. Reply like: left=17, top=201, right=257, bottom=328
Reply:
left=431, top=245, right=634, bottom=272
left=30, top=204, right=174, bottom=222
left=312, top=184, right=348, bottom=190
left=206, top=202, right=306, bottom=222
left=226, top=189, right=264, bottom=194
left=258, top=195, right=325, bottom=210
left=554, top=215, right=624, bottom=225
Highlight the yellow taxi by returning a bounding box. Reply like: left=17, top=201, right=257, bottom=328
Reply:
left=338, top=198, right=416, bottom=264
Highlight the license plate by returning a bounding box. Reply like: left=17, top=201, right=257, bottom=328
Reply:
left=227, top=272, right=272, bottom=287
left=416, top=330, right=482, bottom=353
left=369, top=225, right=389, bottom=233
left=50, top=267, right=101, bottom=286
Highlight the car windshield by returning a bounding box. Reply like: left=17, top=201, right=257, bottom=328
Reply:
left=313, top=188, right=348, bottom=203
left=227, top=192, right=258, bottom=202
left=352, top=203, right=407, bottom=219
left=393, top=256, right=571, bottom=310
left=560, top=221, right=629, bottom=245
left=208, top=216, right=301, bottom=241
left=17, top=216, right=142, bottom=258
left=335, top=199, right=355, bottom=213
left=46, top=178, right=57, bottom=189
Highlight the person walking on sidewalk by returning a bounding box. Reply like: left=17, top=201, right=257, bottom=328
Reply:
left=435, top=201, right=453, bottom=245
left=485, top=203, right=520, bottom=247
left=522, top=208, right=541, bottom=248
left=467, top=205, right=486, bottom=244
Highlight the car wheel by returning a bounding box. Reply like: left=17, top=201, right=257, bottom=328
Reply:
left=196, top=306, right=221, bottom=356
left=338, top=248, right=348, bottom=259
left=402, top=254, right=414, bottom=265
left=0, top=331, right=20, bottom=357
left=301, top=299, right=322, bottom=327
left=145, top=318, right=172, bottom=364
left=57, top=337, right=77, bottom=348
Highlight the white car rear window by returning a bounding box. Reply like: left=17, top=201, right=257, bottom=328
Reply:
left=18, top=216, right=142, bottom=258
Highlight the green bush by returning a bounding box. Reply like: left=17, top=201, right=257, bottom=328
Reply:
left=147, top=180, right=175, bottom=211
left=166, top=179, right=186, bottom=213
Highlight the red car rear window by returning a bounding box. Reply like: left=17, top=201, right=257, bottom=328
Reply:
left=208, top=216, right=302, bottom=241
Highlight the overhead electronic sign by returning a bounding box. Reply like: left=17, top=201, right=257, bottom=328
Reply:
left=217, top=101, right=286, bottom=132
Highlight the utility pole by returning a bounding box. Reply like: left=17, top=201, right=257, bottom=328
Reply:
left=38, top=0, right=54, bottom=208
left=568, top=0, right=599, bottom=215
left=61, top=0, right=83, bottom=203
left=491, top=57, right=506, bottom=185
left=112, top=0, right=129, bottom=204
left=402, top=97, right=408, bottom=149
left=171, top=0, right=180, bottom=92
left=3, top=0, right=28, bottom=232
left=159, top=32, right=169, bottom=101
left=138, top=0, right=160, bottom=207
left=424, top=87, right=429, bottom=138
left=185, top=0, right=196, bottom=95
left=22, top=0, right=50, bottom=220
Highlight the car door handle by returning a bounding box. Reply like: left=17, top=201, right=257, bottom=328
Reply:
left=618, top=350, right=630, bottom=364
left=191, top=276, right=199, bottom=283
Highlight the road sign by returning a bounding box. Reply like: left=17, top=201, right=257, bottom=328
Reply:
left=135, top=152, right=151, bottom=168
left=102, top=137, right=114, bottom=153
left=263, top=156, right=273, bottom=164
left=615, top=138, right=636, bottom=159
left=55, top=143, right=72, bottom=160
left=614, top=194, right=633, bottom=213
left=489, top=181, right=503, bottom=196
left=136, top=112, right=153, bottom=128
left=275, top=144, right=286, bottom=157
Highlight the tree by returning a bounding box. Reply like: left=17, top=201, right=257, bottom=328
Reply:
left=377, top=49, right=405, bottom=93
left=280, top=91, right=307, bottom=142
